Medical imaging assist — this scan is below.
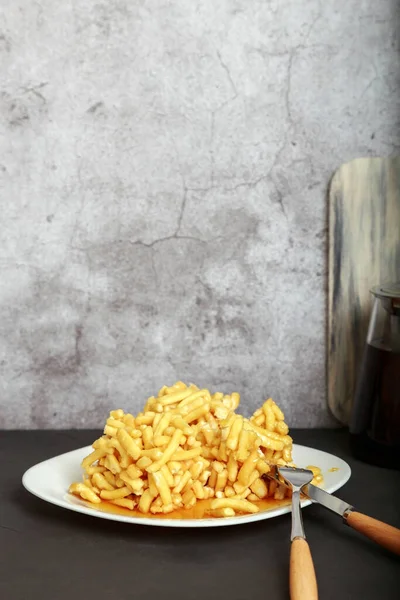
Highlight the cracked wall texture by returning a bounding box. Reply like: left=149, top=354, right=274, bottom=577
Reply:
left=1, top=1, right=400, bottom=429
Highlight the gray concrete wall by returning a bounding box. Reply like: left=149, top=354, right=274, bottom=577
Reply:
left=1, top=1, right=399, bottom=429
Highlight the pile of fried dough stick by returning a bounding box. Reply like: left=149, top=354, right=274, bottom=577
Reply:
left=70, top=382, right=321, bottom=518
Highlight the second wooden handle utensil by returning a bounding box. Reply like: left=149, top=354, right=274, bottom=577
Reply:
left=267, top=466, right=400, bottom=555
left=300, top=479, right=400, bottom=556
left=278, top=467, right=318, bottom=600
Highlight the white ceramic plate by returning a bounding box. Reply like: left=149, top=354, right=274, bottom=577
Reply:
left=22, top=444, right=351, bottom=528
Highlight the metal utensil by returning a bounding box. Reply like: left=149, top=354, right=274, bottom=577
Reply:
left=267, top=467, right=400, bottom=555
left=278, top=467, right=318, bottom=600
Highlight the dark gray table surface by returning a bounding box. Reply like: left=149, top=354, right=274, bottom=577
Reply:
left=1, top=429, right=399, bottom=600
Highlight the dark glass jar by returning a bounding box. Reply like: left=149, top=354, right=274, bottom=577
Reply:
left=349, top=282, right=400, bottom=470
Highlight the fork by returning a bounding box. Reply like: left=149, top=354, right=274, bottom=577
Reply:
left=278, top=467, right=318, bottom=600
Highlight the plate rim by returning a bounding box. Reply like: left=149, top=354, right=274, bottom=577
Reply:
left=22, top=443, right=352, bottom=528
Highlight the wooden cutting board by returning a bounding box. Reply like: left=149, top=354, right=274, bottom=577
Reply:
left=328, top=157, right=400, bottom=424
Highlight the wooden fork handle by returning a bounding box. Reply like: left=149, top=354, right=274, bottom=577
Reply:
left=346, top=511, right=400, bottom=555
left=290, top=537, right=318, bottom=600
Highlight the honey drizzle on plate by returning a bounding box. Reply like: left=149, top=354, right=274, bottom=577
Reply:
left=86, top=497, right=291, bottom=520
